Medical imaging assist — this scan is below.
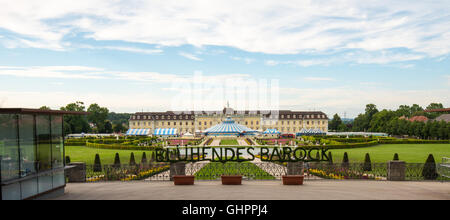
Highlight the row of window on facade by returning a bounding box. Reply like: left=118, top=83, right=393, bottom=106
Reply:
left=0, top=114, right=65, bottom=200
left=131, top=114, right=327, bottom=120
left=133, top=120, right=326, bottom=127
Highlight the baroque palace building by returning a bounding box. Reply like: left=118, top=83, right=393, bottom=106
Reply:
left=129, top=107, right=328, bottom=135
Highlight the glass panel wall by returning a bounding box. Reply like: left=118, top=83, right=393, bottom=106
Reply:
left=51, top=115, right=63, bottom=168
left=1, top=112, right=67, bottom=200
left=0, top=114, right=19, bottom=181
left=19, top=114, right=36, bottom=177
left=36, top=115, right=51, bottom=171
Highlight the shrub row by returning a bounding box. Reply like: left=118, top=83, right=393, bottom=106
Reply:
left=378, top=139, right=450, bottom=144
left=86, top=142, right=161, bottom=151
left=64, top=141, right=87, bottom=146
left=299, top=140, right=380, bottom=149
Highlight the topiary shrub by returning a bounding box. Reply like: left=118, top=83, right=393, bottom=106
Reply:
left=422, top=154, right=438, bottom=180
left=93, top=154, right=102, bottom=172
left=129, top=152, right=136, bottom=166
left=393, top=153, right=399, bottom=161
left=141, top=152, right=147, bottom=165
left=363, top=153, right=372, bottom=171
left=65, top=156, right=71, bottom=164
left=113, top=153, right=121, bottom=168
left=342, top=152, right=349, bottom=169
left=150, top=152, right=156, bottom=162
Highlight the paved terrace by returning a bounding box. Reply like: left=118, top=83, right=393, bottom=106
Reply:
left=52, top=180, right=450, bottom=200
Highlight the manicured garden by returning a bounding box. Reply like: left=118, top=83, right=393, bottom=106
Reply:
left=66, top=145, right=155, bottom=165
left=195, top=161, right=275, bottom=180
left=220, top=139, right=239, bottom=145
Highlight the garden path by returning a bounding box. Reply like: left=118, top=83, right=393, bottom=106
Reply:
left=210, top=138, right=221, bottom=146
left=237, top=138, right=249, bottom=146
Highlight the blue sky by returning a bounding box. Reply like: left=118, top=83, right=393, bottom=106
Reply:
left=0, top=0, right=449, bottom=118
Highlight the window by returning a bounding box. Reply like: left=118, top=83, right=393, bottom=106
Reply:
left=36, top=115, right=51, bottom=172
left=0, top=114, right=19, bottom=181
left=51, top=115, right=63, bottom=169
left=19, top=114, right=36, bottom=177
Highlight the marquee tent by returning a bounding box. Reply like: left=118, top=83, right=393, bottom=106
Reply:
left=183, top=132, right=193, bottom=137
left=204, top=117, right=257, bottom=136
left=154, top=128, right=178, bottom=136
left=126, top=129, right=151, bottom=136
left=263, top=129, right=281, bottom=134
left=296, top=128, right=325, bottom=136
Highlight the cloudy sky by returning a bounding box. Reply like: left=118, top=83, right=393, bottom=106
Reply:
left=0, top=0, right=449, bottom=117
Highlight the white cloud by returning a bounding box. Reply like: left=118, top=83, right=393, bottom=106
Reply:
left=265, top=50, right=425, bottom=66
left=178, top=52, right=202, bottom=61
left=230, top=56, right=255, bottom=64
left=79, top=45, right=163, bottom=54
left=0, top=0, right=449, bottom=60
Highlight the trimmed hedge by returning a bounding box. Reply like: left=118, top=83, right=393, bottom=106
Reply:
left=378, top=139, right=450, bottom=144
left=86, top=142, right=161, bottom=151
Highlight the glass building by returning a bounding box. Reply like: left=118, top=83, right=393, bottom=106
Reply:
left=0, top=108, right=86, bottom=200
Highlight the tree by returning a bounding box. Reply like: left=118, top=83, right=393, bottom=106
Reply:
left=329, top=114, right=343, bottom=131
left=410, top=104, right=424, bottom=116
left=141, top=152, right=148, bottom=165
left=396, top=105, right=411, bottom=117
left=104, top=121, right=113, bottom=133
left=93, top=154, right=102, bottom=172
left=87, top=103, right=109, bottom=133
left=422, top=154, right=438, bottom=180
left=363, top=153, right=372, bottom=171
left=370, top=110, right=396, bottom=132
left=365, top=104, right=379, bottom=120
left=60, top=101, right=90, bottom=135
left=113, top=123, right=126, bottom=133
left=353, top=114, right=369, bottom=132
left=129, top=152, right=136, bottom=166
left=342, top=152, right=349, bottom=169
left=425, top=103, right=444, bottom=119
left=113, top=153, right=121, bottom=168
left=393, top=153, right=399, bottom=161
left=39, top=106, right=51, bottom=110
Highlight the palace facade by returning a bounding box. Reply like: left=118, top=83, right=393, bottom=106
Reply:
left=129, top=107, right=328, bottom=135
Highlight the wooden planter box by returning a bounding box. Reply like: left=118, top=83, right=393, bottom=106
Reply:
left=282, top=175, right=304, bottom=185
left=221, top=175, right=242, bottom=185
left=173, top=175, right=195, bottom=185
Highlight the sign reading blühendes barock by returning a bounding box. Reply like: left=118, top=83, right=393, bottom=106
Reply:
left=155, top=147, right=331, bottom=162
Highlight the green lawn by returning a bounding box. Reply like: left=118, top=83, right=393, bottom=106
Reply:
left=220, top=139, right=239, bottom=145
left=65, top=146, right=155, bottom=165
left=328, top=144, right=450, bottom=163
left=195, top=161, right=275, bottom=180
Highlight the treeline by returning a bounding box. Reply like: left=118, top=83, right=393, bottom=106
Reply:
left=329, top=103, right=450, bottom=139
left=40, top=101, right=130, bottom=135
